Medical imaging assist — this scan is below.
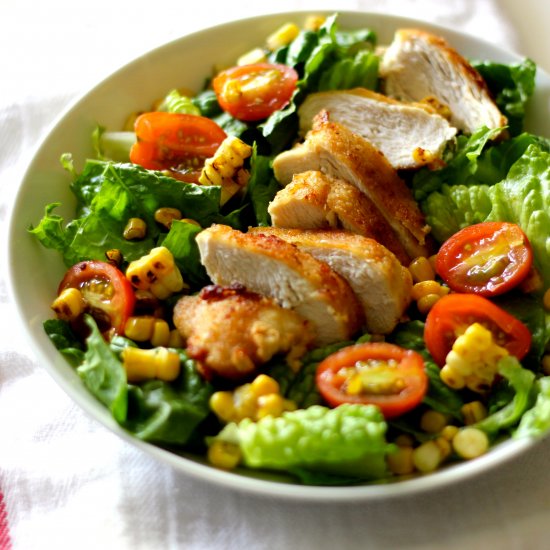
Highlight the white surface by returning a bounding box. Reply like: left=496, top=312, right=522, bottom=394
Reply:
left=2, top=1, right=550, bottom=549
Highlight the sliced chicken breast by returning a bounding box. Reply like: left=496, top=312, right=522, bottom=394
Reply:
left=380, top=29, right=507, bottom=134
left=195, top=224, right=364, bottom=346
left=272, top=115, right=432, bottom=259
left=268, top=170, right=411, bottom=264
left=251, top=227, right=413, bottom=334
left=298, top=88, right=456, bottom=169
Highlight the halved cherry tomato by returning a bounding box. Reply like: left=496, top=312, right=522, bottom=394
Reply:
left=316, top=342, right=428, bottom=419
left=424, top=293, right=531, bottom=366
left=58, top=260, right=136, bottom=336
left=129, top=112, right=227, bottom=178
left=436, top=222, right=533, bottom=296
left=213, top=63, right=298, bottom=121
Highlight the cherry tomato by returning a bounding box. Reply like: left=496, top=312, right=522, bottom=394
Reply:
left=129, top=112, right=227, bottom=177
left=213, top=63, right=298, bottom=121
left=316, top=342, right=428, bottom=419
left=58, top=260, right=136, bottom=336
left=436, top=222, right=533, bottom=296
left=424, top=293, right=531, bottom=366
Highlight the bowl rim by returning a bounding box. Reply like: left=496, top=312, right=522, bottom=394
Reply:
left=5, top=9, right=546, bottom=502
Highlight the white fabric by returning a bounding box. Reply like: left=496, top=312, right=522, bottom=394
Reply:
left=2, top=1, right=550, bottom=549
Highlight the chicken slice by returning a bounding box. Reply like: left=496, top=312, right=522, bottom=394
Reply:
left=272, top=115, right=432, bottom=259
left=195, top=224, right=364, bottom=346
left=251, top=227, right=412, bottom=334
left=173, top=284, right=314, bottom=379
left=380, top=29, right=507, bottom=134
left=268, top=170, right=411, bottom=265
left=298, top=88, right=456, bottom=169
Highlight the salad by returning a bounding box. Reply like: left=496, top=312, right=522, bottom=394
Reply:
left=31, top=13, right=550, bottom=486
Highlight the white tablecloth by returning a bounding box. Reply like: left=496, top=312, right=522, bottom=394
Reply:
left=2, top=1, right=550, bottom=548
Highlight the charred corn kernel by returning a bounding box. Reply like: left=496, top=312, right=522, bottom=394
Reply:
left=123, top=217, right=147, bottom=240
left=199, top=136, right=252, bottom=205
left=387, top=446, right=415, bottom=475
left=266, top=22, right=300, bottom=51
left=441, top=323, right=509, bottom=393
left=304, top=14, right=326, bottom=31
left=237, top=47, right=268, bottom=66
left=168, top=328, right=184, bottom=348
left=461, top=401, right=488, bottom=425
left=544, top=288, right=550, bottom=311
left=452, top=427, right=489, bottom=459
left=150, top=319, right=170, bottom=347
left=394, top=434, right=415, bottom=447
left=122, top=346, right=180, bottom=382
left=105, top=248, right=123, bottom=266
left=154, top=207, right=182, bottom=229
left=207, top=440, right=242, bottom=470
left=408, top=256, right=435, bottom=283
left=209, top=391, right=236, bottom=423
left=542, top=355, right=550, bottom=376
left=124, top=316, right=156, bottom=341
left=412, top=440, right=443, bottom=473
left=126, top=246, right=186, bottom=299
left=441, top=425, right=460, bottom=441
left=420, top=410, right=449, bottom=434
left=416, top=293, right=442, bottom=315
left=250, top=374, right=280, bottom=396
left=51, top=288, right=85, bottom=321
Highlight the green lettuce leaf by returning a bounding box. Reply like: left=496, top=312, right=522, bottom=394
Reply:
left=515, top=377, right=550, bottom=438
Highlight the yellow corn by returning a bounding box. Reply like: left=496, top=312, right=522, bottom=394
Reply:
left=209, top=391, right=236, bottom=424
left=168, top=329, right=184, bottom=348
left=266, top=22, right=300, bottom=51
left=440, top=323, right=509, bottom=393
left=198, top=136, right=253, bottom=205
left=105, top=248, right=123, bottom=267
left=121, top=346, right=180, bottom=383
left=154, top=207, right=182, bottom=229
left=51, top=288, right=85, bottom=321
left=237, top=47, right=268, bottom=66
left=303, top=15, right=326, bottom=31
left=452, top=427, right=489, bottom=460
left=416, top=293, right=442, bottom=315
left=250, top=374, right=280, bottom=396
left=124, top=316, right=156, bottom=341
left=420, top=410, right=449, bottom=434
left=150, top=319, right=170, bottom=347
left=207, top=440, right=242, bottom=470
left=126, top=246, right=187, bottom=299
left=123, top=217, right=147, bottom=240
left=394, top=434, right=415, bottom=448
left=434, top=436, right=452, bottom=459
left=411, top=280, right=445, bottom=301
left=412, top=440, right=443, bottom=473
left=408, top=256, right=435, bottom=283
left=387, top=446, right=415, bottom=475
left=461, top=401, right=488, bottom=425
left=440, top=425, right=460, bottom=441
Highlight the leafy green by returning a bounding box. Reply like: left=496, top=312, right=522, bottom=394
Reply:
left=475, top=356, right=536, bottom=436
left=157, top=89, right=200, bottom=115
left=215, top=403, right=390, bottom=484
left=77, top=316, right=128, bottom=423
left=43, top=319, right=84, bottom=366
left=124, top=352, right=213, bottom=445
left=473, top=58, right=536, bottom=136
left=515, top=377, right=550, bottom=437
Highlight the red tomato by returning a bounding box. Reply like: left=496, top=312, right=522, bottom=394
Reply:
left=213, top=63, right=298, bottom=121
left=436, top=222, right=533, bottom=296
left=58, top=260, right=136, bottom=336
left=316, top=342, right=428, bottom=419
left=129, top=112, right=227, bottom=176
left=424, top=293, right=531, bottom=366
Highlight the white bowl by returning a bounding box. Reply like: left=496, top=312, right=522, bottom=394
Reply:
left=7, top=10, right=549, bottom=501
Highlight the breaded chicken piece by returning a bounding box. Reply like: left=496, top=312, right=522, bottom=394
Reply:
left=251, top=227, right=412, bottom=334
left=272, top=115, right=432, bottom=259
left=380, top=29, right=507, bottom=134
left=196, top=224, right=364, bottom=346
left=268, top=170, right=411, bottom=265
left=173, top=285, right=314, bottom=379
left=298, top=88, right=456, bottom=169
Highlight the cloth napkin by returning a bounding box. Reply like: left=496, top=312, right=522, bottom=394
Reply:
left=2, top=1, right=549, bottom=549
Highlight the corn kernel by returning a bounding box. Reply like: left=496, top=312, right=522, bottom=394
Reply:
left=150, top=319, right=170, bottom=347
left=122, top=346, right=180, bottom=382
left=207, top=440, right=242, bottom=470
left=411, top=280, right=444, bottom=301
left=257, top=393, right=285, bottom=419
left=168, top=329, right=184, bottom=348
left=154, top=207, right=182, bottom=229
left=124, top=316, right=156, bottom=341
left=412, top=440, right=443, bottom=473
left=387, top=446, right=415, bottom=475
left=304, top=15, right=326, bottom=31
left=266, top=22, right=300, bottom=51
left=452, top=427, right=489, bottom=459
left=440, top=365, right=466, bottom=390
left=420, top=410, right=449, bottom=434
left=123, top=217, right=147, bottom=240
left=250, top=374, right=280, bottom=396
left=51, top=288, right=85, bottom=321
left=409, top=256, right=435, bottom=283
left=416, top=293, right=441, bottom=315
left=394, top=434, right=415, bottom=447
left=461, top=401, right=488, bottom=425
left=237, top=47, right=268, bottom=66
left=154, top=347, right=181, bottom=381
left=434, top=436, right=452, bottom=459
left=440, top=425, right=460, bottom=441
left=210, top=391, right=236, bottom=423
left=105, top=248, right=123, bottom=266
